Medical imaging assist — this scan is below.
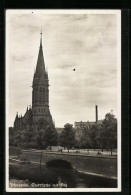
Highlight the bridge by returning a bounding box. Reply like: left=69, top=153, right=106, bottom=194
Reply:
left=18, top=150, right=117, bottom=179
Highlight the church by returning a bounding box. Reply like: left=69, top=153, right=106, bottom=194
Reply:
left=13, top=32, right=54, bottom=131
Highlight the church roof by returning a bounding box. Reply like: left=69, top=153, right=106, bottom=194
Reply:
left=33, top=31, right=48, bottom=86
left=35, top=37, right=45, bottom=77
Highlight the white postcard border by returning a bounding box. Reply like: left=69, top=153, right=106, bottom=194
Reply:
left=6, top=9, right=121, bottom=192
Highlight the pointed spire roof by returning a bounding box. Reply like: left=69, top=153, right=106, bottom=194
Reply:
left=35, top=30, right=46, bottom=78
left=15, top=112, right=18, bottom=119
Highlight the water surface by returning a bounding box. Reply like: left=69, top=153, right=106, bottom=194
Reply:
left=9, top=162, right=117, bottom=188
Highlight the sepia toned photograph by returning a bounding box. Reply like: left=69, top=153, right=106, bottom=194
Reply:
left=6, top=9, right=121, bottom=192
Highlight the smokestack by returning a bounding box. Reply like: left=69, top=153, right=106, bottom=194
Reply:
left=96, top=105, right=98, bottom=123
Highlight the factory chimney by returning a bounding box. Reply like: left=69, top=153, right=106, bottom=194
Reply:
left=96, top=105, right=98, bottom=123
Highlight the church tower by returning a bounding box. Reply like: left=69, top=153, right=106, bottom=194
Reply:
left=32, top=31, right=53, bottom=127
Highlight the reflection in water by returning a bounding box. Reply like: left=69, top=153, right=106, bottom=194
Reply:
left=9, top=163, right=117, bottom=188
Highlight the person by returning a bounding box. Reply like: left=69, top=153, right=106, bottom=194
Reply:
left=96, top=151, right=102, bottom=155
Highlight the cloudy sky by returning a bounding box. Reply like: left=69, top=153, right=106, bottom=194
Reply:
left=6, top=10, right=121, bottom=127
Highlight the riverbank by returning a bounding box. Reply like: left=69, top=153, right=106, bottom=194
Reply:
left=9, top=161, right=117, bottom=188
left=9, top=149, right=117, bottom=180
left=23, top=149, right=117, bottom=157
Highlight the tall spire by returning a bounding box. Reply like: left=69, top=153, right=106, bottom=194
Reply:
left=34, top=30, right=45, bottom=79
left=40, top=29, right=42, bottom=47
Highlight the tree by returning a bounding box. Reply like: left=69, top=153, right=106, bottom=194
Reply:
left=36, top=119, right=58, bottom=149
left=74, top=139, right=81, bottom=150
left=9, top=118, right=58, bottom=150
left=35, top=129, right=45, bottom=149
left=78, top=128, right=91, bottom=150
left=89, top=124, right=100, bottom=150
left=100, top=113, right=117, bottom=155
left=42, top=126, right=58, bottom=148
left=59, top=123, right=75, bottom=152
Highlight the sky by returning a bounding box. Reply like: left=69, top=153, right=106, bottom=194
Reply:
left=6, top=10, right=121, bottom=127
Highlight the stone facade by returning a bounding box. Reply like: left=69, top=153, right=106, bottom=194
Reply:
left=74, top=120, right=102, bottom=141
left=74, top=120, right=102, bottom=130
left=13, top=33, right=54, bottom=131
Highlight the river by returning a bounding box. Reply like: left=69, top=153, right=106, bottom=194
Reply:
left=9, top=162, right=117, bottom=188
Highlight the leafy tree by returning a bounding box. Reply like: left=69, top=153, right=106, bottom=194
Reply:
left=42, top=126, right=58, bottom=148
left=79, top=128, right=91, bottom=150
left=35, top=129, right=45, bottom=149
left=23, top=129, right=33, bottom=143
left=89, top=124, right=100, bottom=150
left=9, top=118, right=58, bottom=150
left=100, top=113, right=117, bottom=155
left=36, top=118, right=58, bottom=149
left=59, top=123, right=75, bottom=152
left=74, top=139, right=80, bottom=149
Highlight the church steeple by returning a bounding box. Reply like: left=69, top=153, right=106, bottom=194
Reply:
left=32, top=31, right=51, bottom=126
left=40, top=29, right=42, bottom=47
left=34, top=31, right=46, bottom=82
left=13, top=32, right=53, bottom=131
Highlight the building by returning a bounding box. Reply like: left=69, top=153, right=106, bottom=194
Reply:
left=74, top=105, right=102, bottom=140
left=13, top=32, right=54, bottom=131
